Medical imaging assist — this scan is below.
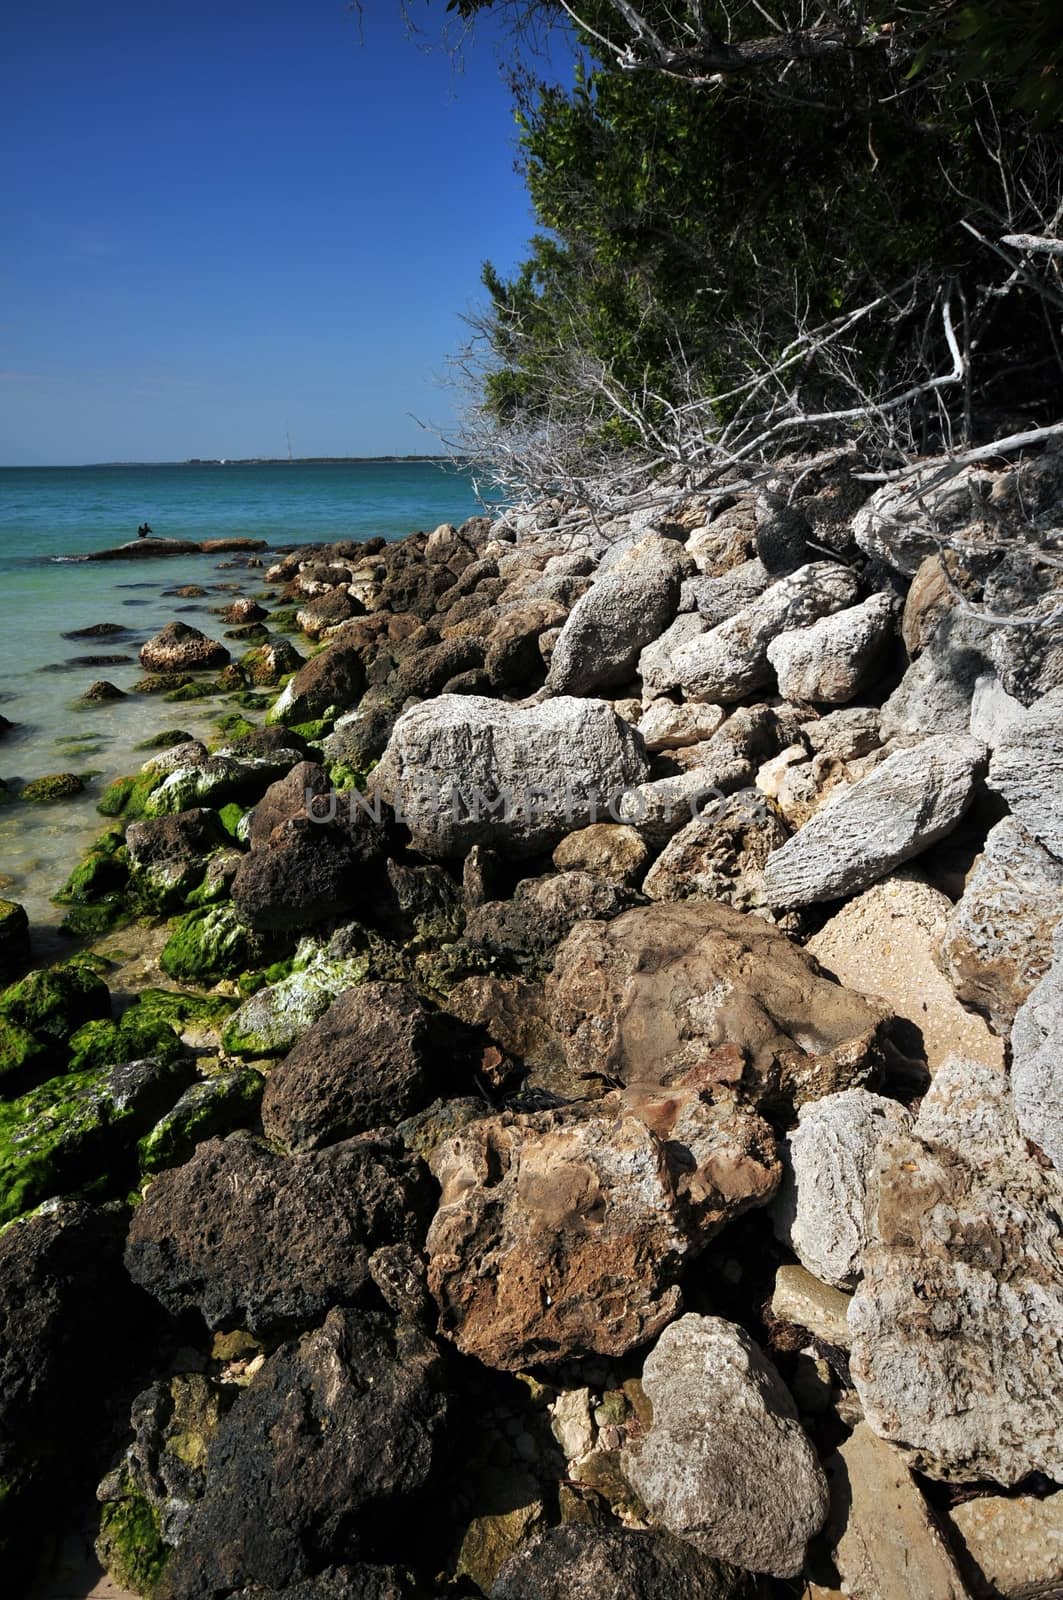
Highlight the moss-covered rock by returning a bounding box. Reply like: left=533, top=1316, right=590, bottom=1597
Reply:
left=134, top=987, right=236, bottom=1034
left=286, top=716, right=334, bottom=741
left=0, top=900, right=30, bottom=983
left=216, top=802, right=246, bottom=840
left=53, top=830, right=129, bottom=906
left=221, top=947, right=369, bottom=1056
left=0, top=1017, right=48, bottom=1093
left=20, top=773, right=84, bottom=802
left=159, top=906, right=254, bottom=984
left=211, top=711, right=255, bottom=742
left=95, top=1477, right=169, bottom=1596
left=132, top=674, right=194, bottom=695
left=138, top=1068, right=264, bottom=1173
left=96, top=771, right=162, bottom=820
left=240, top=637, right=304, bottom=687
left=162, top=680, right=217, bottom=703
left=135, top=728, right=195, bottom=752
left=67, top=1011, right=185, bottom=1072
left=0, top=961, right=110, bottom=1046
left=0, top=1052, right=196, bottom=1224
left=57, top=901, right=130, bottom=938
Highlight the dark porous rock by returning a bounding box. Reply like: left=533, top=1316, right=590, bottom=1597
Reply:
left=62, top=621, right=129, bottom=639
left=220, top=723, right=311, bottom=762
left=270, top=641, right=366, bottom=725
left=392, top=636, right=485, bottom=701
left=376, top=857, right=462, bottom=940
left=548, top=901, right=889, bottom=1119
left=483, top=598, right=568, bottom=690
left=249, top=761, right=333, bottom=849
left=125, top=1129, right=434, bottom=1336
left=126, top=808, right=230, bottom=907
left=157, top=1309, right=452, bottom=1596
left=0, top=1200, right=164, bottom=1587
left=230, top=1567, right=432, bottom=1599
left=140, top=621, right=230, bottom=673
left=242, top=636, right=305, bottom=686
left=0, top=898, right=30, bottom=981
left=491, top=1524, right=764, bottom=1600
left=426, top=1088, right=778, bottom=1370
left=230, top=815, right=384, bottom=933
left=296, top=587, right=363, bottom=640
left=461, top=871, right=641, bottom=976
left=79, top=678, right=127, bottom=703
left=261, top=981, right=469, bottom=1151
left=321, top=696, right=400, bottom=770
left=440, top=666, right=493, bottom=695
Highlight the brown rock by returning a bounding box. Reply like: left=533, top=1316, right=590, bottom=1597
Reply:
left=552, top=824, right=649, bottom=885
left=426, top=1088, right=778, bottom=1370
left=248, top=761, right=332, bottom=849
left=902, top=555, right=953, bottom=657
left=548, top=902, right=889, bottom=1119
left=139, top=621, right=229, bottom=673
left=218, top=597, right=267, bottom=625
left=641, top=788, right=790, bottom=913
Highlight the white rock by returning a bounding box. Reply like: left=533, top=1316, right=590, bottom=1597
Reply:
left=545, top=537, right=688, bottom=695
left=767, top=592, right=895, bottom=704
left=968, top=671, right=1025, bottom=749
left=774, top=1089, right=913, bottom=1289
left=761, top=735, right=986, bottom=907
left=636, top=700, right=727, bottom=752
left=987, top=686, right=1063, bottom=858
left=623, top=1314, right=829, bottom=1578
left=947, top=1490, right=1063, bottom=1599
left=1010, top=921, right=1063, bottom=1173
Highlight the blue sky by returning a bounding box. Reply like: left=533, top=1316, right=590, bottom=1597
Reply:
left=0, top=1, right=552, bottom=464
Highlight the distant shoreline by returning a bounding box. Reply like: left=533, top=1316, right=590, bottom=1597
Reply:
left=0, top=455, right=466, bottom=470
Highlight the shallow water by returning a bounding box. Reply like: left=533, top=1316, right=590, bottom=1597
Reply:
left=0, top=461, right=490, bottom=954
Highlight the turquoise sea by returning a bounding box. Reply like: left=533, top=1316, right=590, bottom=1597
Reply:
left=0, top=460, right=493, bottom=949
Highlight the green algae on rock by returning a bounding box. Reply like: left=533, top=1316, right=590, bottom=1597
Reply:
left=0, top=1052, right=196, bottom=1224
left=138, top=1067, right=264, bottom=1174
left=67, top=1012, right=185, bottom=1073
left=0, top=900, right=30, bottom=983
left=159, top=905, right=256, bottom=984
left=135, top=988, right=236, bottom=1032
left=0, top=961, right=111, bottom=1047
left=134, top=728, right=195, bottom=752
left=95, top=1478, right=170, bottom=1596
left=96, top=770, right=163, bottom=820
left=0, top=1017, right=48, bottom=1092
left=20, top=773, right=85, bottom=802
left=221, top=947, right=370, bottom=1057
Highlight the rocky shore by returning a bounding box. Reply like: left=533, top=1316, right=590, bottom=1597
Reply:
left=2, top=453, right=1062, bottom=1599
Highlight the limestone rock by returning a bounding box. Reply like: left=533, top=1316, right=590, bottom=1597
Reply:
left=490, top=1524, right=764, bottom=1600
left=902, top=555, right=954, bottom=656
left=425, top=1090, right=778, bottom=1370
left=879, top=612, right=990, bottom=744
left=623, top=1313, right=829, bottom=1579
left=546, top=537, right=689, bottom=695
left=852, top=467, right=993, bottom=575
left=140, top=621, right=229, bottom=673
left=767, top=593, right=895, bottom=704
left=679, top=559, right=771, bottom=626
left=940, top=817, right=1063, bottom=1032
left=268, top=641, right=366, bottom=726
left=125, top=1130, right=433, bottom=1336
left=770, top=1265, right=852, bottom=1350
left=947, top=1491, right=1063, bottom=1600
left=761, top=735, right=986, bottom=908
left=638, top=611, right=705, bottom=700
left=968, top=671, right=1024, bottom=749
left=848, top=1055, right=1063, bottom=1483
left=642, top=788, right=790, bottom=914
left=774, top=1089, right=913, bottom=1289
left=1010, top=922, right=1063, bottom=1173
left=548, top=902, right=888, bottom=1119
left=552, top=822, right=648, bottom=885
left=987, top=687, right=1063, bottom=858
left=369, top=695, right=650, bottom=859
left=636, top=699, right=727, bottom=751
left=807, top=874, right=1003, bottom=1072
left=827, top=1423, right=968, bottom=1600
left=667, top=562, right=861, bottom=702
left=460, top=871, right=640, bottom=975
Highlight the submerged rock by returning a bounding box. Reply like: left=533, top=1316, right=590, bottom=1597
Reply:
left=623, top=1314, right=829, bottom=1579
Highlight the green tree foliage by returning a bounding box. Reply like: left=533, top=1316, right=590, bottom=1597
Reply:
left=445, top=1, right=1063, bottom=466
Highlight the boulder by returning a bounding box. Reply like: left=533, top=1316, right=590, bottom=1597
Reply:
left=248, top=760, right=333, bottom=848
left=221, top=945, right=374, bottom=1057
left=766, top=592, right=896, bottom=704
left=140, top=621, right=229, bottom=672
left=623, top=1314, right=829, bottom=1579
left=157, top=1310, right=451, bottom=1596
left=125, top=808, right=230, bottom=907
left=261, top=982, right=463, bottom=1150
left=851, top=466, right=993, bottom=575
left=774, top=1089, right=913, bottom=1289
left=987, top=686, right=1063, bottom=857
left=879, top=612, right=990, bottom=744
left=968, top=671, right=1025, bottom=749
left=0, top=899, right=30, bottom=982
left=939, top=817, right=1063, bottom=1032
left=636, top=699, right=727, bottom=751
left=125, top=1130, right=433, bottom=1336
left=296, top=587, right=360, bottom=639
left=483, top=598, right=568, bottom=689
left=548, top=902, right=888, bottom=1119
left=848, top=1055, right=1063, bottom=1483
left=219, top=596, right=267, bottom=624
left=552, top=822, right=648, bottom=884
left=638, top=611, right=705, bottom=700
left=545, top=537, right=689, bottom=695
left=761, top=735, right=986, bottom=908
left=1010, top=922, right=1063, bottom=1173
left=241, top=636, right=304, bottom=686
left=770, top=1265, right=852, bottom=1351
left=230, top=815, right=385, bottom=933
left=460, top=871, right=640, bottom=975
left=268, top=642, right=366, bottom=726
left=369, top=695, right=649, bottom=859
left=490, top=1524, right=763, bottom=1600
left=901, top=554, right=954, bottom=656
left=807, top=874, right=1003, bottom=1072
left=679, top=559, right=771, bottom=625
left=827, top=1423, right=969, bottom=1600
left=754, top=485, right=813, bottom=574
left=641, top=788, right=790, bottom=914
left=947, top=1491, right=1063, bottom=1600
left=425, top=1090, right=778, bottom=1370
left=667, top=562, right=861, bottom=702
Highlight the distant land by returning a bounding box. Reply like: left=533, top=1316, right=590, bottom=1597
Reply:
left=182, top=454, right=460, bottom=465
